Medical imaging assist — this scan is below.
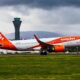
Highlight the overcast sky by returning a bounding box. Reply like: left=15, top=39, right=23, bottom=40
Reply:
left=0, top=0, right=80, bottom=35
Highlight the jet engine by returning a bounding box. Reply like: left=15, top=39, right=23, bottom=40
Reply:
left=52, top=45, right=65, bottom=52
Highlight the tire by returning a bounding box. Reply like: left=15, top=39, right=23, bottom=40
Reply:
left=40, top=48, right=48, bottom=55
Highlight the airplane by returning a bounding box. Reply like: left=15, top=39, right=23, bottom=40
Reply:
left=0, top=32, right=80, bottom=55
left=0, top=32, right=58, bottom=53
left=34, top=35, right=80, bottom=55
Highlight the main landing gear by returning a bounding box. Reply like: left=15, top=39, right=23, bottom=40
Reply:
left=40, top=48, right=48, bottom=55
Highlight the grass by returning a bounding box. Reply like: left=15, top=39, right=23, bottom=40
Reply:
left=0, top=54, right=80, bottom=80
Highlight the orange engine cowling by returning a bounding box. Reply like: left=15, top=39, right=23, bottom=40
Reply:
left=53, top=45, right=65, bottom=52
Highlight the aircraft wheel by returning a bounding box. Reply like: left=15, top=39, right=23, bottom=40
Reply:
left=40, top=48, right=48, bottom=55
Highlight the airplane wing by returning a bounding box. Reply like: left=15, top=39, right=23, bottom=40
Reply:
left=34, top=34, right=65, bottom=53
left=34, top=34, right=53, bottom=49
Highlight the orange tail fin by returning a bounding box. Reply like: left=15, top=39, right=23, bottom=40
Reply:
left=0, top=32, right=16, bottom=50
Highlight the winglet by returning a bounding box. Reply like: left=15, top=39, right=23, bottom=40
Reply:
left=34, top=34, right=40, bottom=43
left=34, top=34, right=52, bottom=48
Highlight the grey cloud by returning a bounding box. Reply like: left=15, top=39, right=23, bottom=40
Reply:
left=0, top=6, right=80, bottom=34
left=34, top=7, right=80, bottom=24
left=0, top=0, right=80, bottom=9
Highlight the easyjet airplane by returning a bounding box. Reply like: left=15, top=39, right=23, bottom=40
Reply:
left=0, top=32, right=80, bottom=55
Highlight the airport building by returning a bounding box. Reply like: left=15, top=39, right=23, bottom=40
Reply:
left=13, top=18, right=22, bottom=40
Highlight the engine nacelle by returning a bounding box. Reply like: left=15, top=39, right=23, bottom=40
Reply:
left=53, top=45, right=65, bottom=52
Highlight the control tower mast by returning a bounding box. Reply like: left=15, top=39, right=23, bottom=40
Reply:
left=13, top=18, right=22, bottom=40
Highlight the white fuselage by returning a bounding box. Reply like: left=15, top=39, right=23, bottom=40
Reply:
left=11, top=38, right=56, bottom=51
left=10, top=37, right=80, bottom=51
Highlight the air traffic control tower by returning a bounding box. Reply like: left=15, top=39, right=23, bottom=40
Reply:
left=13, top=18, right=22, bottom=40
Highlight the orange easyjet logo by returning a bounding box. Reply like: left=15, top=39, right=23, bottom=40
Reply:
left=60, top=37, right=75, bottom=41
left=0, top=34, right=4, bottom=40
